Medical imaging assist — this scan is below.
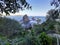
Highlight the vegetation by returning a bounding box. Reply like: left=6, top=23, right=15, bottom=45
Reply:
left=46, top=9, right=59, bottom=21
left=0, top=17, right=23, bottom=38
left=0, top=0, right=32, bottom=15
left=0, top=15, right=60, bottom=45
left=51, top=0, right=60, bottom=8
left=38, top=32, right=52, bottom=45
left=0, top=17, right=53, bottom=45
left=0, top=14, right=60, bottom=45
left=0, top=0, right=60, bottom=45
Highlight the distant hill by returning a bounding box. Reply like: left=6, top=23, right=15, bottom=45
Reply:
left=6, top=15, right=46, bottom=23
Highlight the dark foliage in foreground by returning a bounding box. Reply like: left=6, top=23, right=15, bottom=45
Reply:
left=51, top=0, right=60, bottom=8
left=0, top=0, right=32, bottom=15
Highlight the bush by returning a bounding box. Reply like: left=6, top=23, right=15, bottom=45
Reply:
left=0, top=17, right=55, bottom=45
left=38, top=32, right=52, bottom=45
left=0, top=17, right=22, bottom=37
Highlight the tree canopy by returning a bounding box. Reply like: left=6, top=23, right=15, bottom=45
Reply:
left=47, top=9, right=59, bottom=21
left=51, top=0, right=60, bottom=8
left=47, top=0, right=60, bottom=21
left=0, top=0, right=32, bottom=15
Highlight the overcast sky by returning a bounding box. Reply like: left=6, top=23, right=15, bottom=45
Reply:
left=10, top=0, right=54, bottom=16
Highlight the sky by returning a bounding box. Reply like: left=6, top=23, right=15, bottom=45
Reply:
left=10, top=0, right=54, bottom=16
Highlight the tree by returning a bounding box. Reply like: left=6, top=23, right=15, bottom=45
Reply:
left=0, top=0, right=32, bottom=15
left=38, top=32, right=52, bottom=45
left=51, top=0, right=60, bottom=8
left=0, top=17, right=23, bottom=37
left=46, top=9, right=59, bottom=21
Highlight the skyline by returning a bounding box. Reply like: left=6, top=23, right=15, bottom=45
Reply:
left=9, top=0, right=54, bottom=16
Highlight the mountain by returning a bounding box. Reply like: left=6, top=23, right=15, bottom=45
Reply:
left=6, top=15, right=46, bottom=23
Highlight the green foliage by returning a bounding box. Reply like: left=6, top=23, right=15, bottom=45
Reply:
left=38, top=32, right=52, bottom=45
left=0, top=17, right=22, bottom=37
left=0, top=28, right=53, bottom=45
left=33, top=24, right=45, bottom=35
left=52, top=37, right=57, bottom=45
left=47, top=9, right=59, bottom=21
left=0, top=0, right=32, bottom=15
left=44, top=20, right=55, bottom=30
left=0, top=17, right=56, bottom=45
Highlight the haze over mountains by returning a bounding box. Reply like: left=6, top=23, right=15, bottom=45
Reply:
left=6, top=15, right=46, bottom=23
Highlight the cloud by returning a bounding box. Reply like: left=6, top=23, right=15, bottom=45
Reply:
left=2, top=10, right=47, bottom=16
left=16, top=10, right=47, bottom=16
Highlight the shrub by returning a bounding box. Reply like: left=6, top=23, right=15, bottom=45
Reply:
left=0, top=17, right=22, bottom=37
left=38, top=32, right=52, bottom=45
